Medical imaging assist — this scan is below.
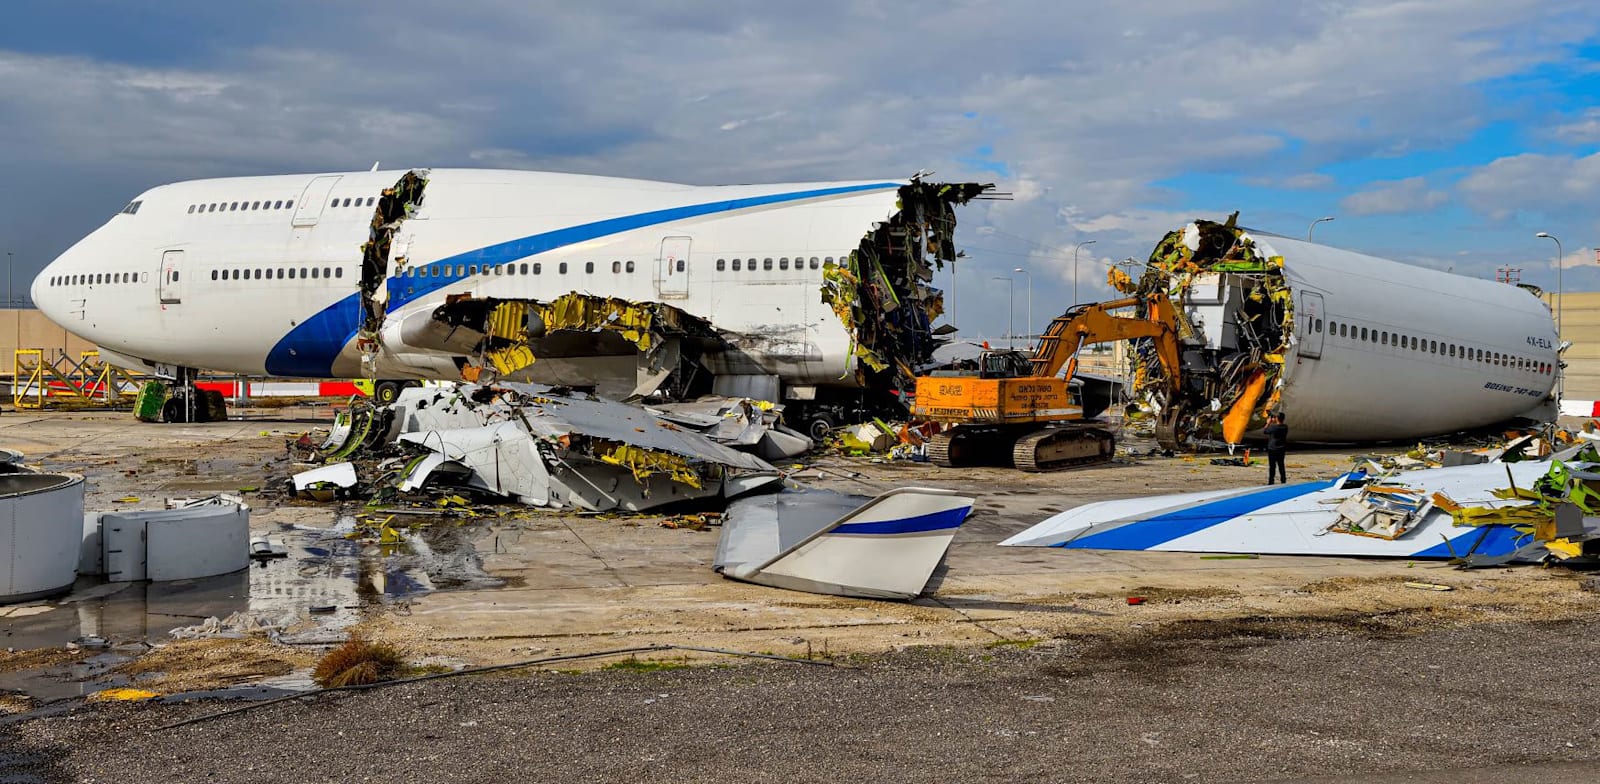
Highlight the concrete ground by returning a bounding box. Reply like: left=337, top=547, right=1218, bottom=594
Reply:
left=1, top=407, right=1597, bottom=781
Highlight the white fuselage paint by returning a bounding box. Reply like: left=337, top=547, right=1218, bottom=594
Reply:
left=33, top=169, right=905, bottom=386
left=1188, top=232, right=1558, bottom=443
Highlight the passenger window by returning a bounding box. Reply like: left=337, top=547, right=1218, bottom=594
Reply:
left=780, top=257, right=790, bottom=270
left=277, top=269, right=285, bottom=279
left=560, top=263, right=568, bottom=274
left=811, top=257, right=820, bottom=269
left=300, top=268, right=308, bottom=278
left=613, top=261, right=622, bottom=273
left=335, top=268, right=343, bottom=279
left=230, top=202, right=239, bottom=211
left=676, top=260, right=685, bottom=272
left=254, top=269, right=263, bottom=279
left=626, top=261, right=635, bottom=273
left=732, top=259, right=742, bottom=271
left=188, top=205, right=196, bottom=214
left=469, top=265, right=479, bottom=275
left=343, top=198, right=353, bottom=208
left=504, top=264, right=514, bottom=276
left=531, top=263, right=540, bottom=275
left=585, top=262, right=594, bottom=274
left=1359, top=327, right=1367, bottom=341
left=717, top=259, right=726, bottom=271
left=274, top=200, right=283, bottom=209
left=311, top=268, right=320, bottom=279
left=455, top=265, right=465, bottom=277
left=285, top=200, right=294, bottom=209
left=367, top=197, right=375, bottom=206
left=251, top=202, right=261, bottom=210
left=330, top=199, right=339, bottom=208
left=825, top=256, right=834, bottom=264
left=763, top=258, right=773, bottom=271
left=1315, top=319, right=1323, bottom=333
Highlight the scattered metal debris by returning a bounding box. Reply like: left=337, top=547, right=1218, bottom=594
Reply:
left=303, top=382, right=782, bottom=512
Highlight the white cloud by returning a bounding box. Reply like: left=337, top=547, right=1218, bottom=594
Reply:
left=1549, top=108, right=1600, bottom=144
left=2, top=0, right=1598, bottom=338
left=1339, top=177, right=1449, bottom=215
left=1457, top=151, right=1600, bottom=221
left=1245, top=173, right=1335, bottom=190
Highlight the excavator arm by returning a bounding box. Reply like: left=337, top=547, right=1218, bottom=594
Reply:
left=1028, top=293, right=1182, bottom=393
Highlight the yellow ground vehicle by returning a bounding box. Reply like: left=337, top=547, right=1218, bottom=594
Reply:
left=912, top=293, right=1182, bottom=471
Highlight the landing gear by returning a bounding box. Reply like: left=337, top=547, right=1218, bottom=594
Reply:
left=803, top=412, right=836, bottom=443
left=154, top=369, right=227, bottom=423
left=373, top=380, right=403, bottom=406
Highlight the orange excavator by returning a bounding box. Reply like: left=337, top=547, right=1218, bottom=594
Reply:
left=912, top=292, right=1183, bottom=471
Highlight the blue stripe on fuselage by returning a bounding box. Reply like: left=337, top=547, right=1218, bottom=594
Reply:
left=831, top=506, right=970, bottom=535
left=1057, top=481, right=1326, bottom=551
left=264, top=181, right=901, bottom=377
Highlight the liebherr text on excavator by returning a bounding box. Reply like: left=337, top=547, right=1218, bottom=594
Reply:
left=912, top=293, right=1182, bottom=471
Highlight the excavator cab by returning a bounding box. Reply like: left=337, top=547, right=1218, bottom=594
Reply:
left=977, top=350, right=1034, bottom=379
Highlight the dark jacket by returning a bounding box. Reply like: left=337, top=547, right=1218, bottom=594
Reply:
left=1263, top=423, right=1288, bottom=452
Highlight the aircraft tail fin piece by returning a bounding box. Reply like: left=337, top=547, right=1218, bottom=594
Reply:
left=715, top=486, right=973, bottom=600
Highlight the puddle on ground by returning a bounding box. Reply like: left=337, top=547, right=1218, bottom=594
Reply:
left=0, top=512, right=502, bottom=704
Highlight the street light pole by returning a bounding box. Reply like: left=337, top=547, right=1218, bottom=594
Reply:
left=992, top=275, right=1014, bottom=348
left=1537, top=232, right=1564, bottom=399
left=1013, top=267, right=1031, bottom=351
left=1072, top=240, right=1096, bottom=307
left=1307, top=216, right=1334, bottom=242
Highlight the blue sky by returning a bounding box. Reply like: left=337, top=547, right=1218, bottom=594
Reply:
left=1, top=1, right=1598, bottom=341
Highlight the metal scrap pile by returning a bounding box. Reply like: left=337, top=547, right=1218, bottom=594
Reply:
left=1432, top=450, right=1600, bottom=565
left=822, top=179, right=992, bottom=404
left=292, top=383, right=784, bottom=513
left=1119, top=212, right=1293, bottom=449
left=648, top=396, right=813, bottom=462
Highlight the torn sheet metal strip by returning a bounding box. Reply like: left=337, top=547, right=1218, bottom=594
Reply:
left=492, top=382, right=774, bottom=472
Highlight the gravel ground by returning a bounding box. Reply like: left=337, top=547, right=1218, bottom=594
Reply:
left=5, top=616, right=1600, bottom=783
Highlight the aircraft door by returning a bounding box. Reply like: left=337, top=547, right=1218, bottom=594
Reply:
left=291, top=175, right=342, bottom=227
left=1298, top=291, right=1324, bottom=360
left=158, top=250, right=184, bottom=305
left=657, top=236, right=691, bottom=299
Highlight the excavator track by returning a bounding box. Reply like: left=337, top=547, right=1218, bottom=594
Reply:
left=928, top=425, right=1115, bottom=471
left=926, top=428, right=1019, bottom=468
left=1012, top=425, right=1116, bottom=472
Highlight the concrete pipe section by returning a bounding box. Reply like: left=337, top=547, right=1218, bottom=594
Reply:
left=0, top=472, right=86, bottom=603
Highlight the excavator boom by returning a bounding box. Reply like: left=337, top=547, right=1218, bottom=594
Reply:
left=912, top=292, right=1184, bottom=472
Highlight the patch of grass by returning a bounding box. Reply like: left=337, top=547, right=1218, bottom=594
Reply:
left=403, top=663, right=453, bottom=677
left=313, top=637, right=405, bottom=688
left=602, top=657, right=690, bottom=673
left=984, top=638, right=1039, bottom=650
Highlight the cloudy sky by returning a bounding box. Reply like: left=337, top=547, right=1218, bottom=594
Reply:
left=2, top=1, right=1598, bottom=341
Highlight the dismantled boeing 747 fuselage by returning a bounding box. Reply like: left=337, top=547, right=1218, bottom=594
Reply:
left=1118, top=214, right=1559, bottom=447
left=350, top=172, right=991, bottom=435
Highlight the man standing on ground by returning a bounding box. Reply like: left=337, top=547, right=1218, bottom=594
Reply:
left=1263, top=412, right=1288, bottom=485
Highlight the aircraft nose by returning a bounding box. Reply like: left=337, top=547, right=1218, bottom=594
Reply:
left=33, top=253, right=65, bottom=325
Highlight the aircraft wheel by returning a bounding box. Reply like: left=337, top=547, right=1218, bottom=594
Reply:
left=374, top=381, right=402, bottom=405
left=804, top=412, right=835, bottom=443
left=161, top=395, right=190, bottom=424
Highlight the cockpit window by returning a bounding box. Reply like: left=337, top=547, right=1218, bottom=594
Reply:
left=119, top=200, right=142, bottom=215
